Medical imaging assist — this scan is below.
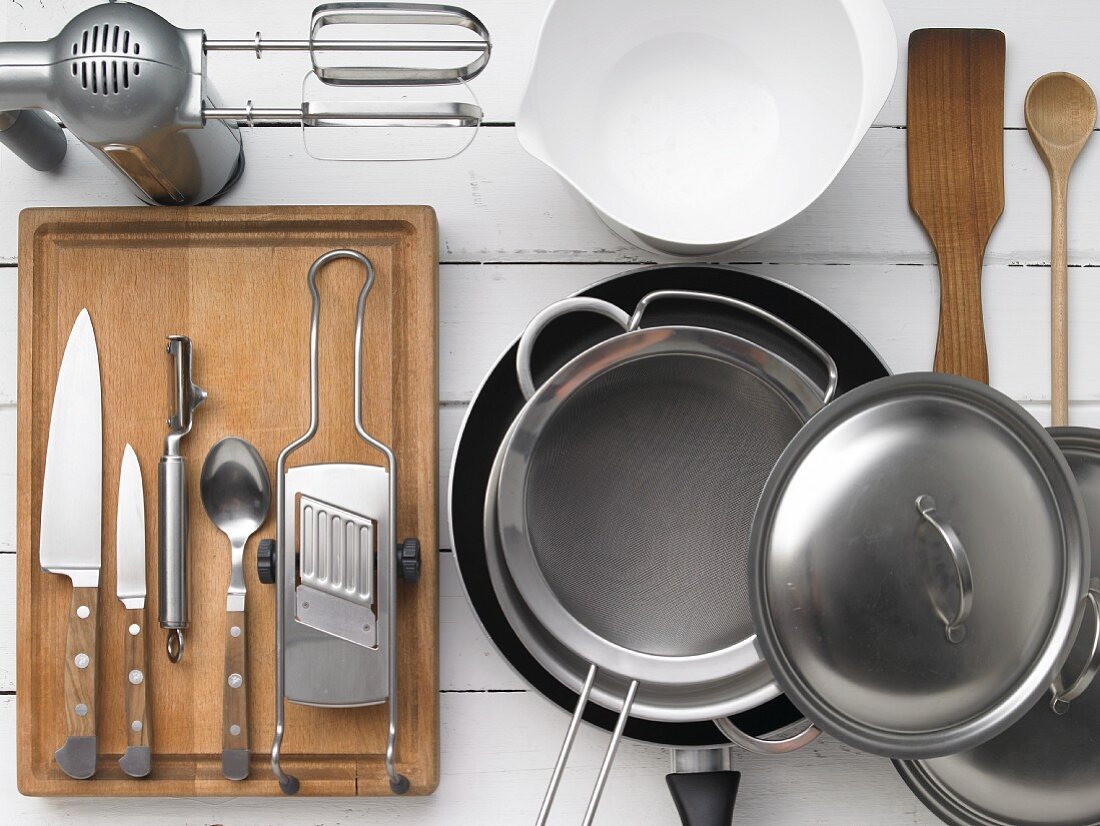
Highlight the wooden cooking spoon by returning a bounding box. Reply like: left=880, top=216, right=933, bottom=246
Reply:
left=1026, top=72, right=1097, bottom=427
left=908, top=29, right=1005, bottom=383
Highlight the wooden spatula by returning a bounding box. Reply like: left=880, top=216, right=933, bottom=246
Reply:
left=908, top=29, right=1006, bottom=383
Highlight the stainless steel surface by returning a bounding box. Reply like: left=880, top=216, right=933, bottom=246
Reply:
left=39, top=308, right=102, bottom=782
left=200, top=437, right=271, bottom=613
left=0, top=2, right=243, bottom=204
left=536, top=663, right=597, bottom=826
left=271, top=249, right=408, bottom=795
left=308, top=3, right=491, bottom=84
left=39, top=309, right=102, bottom=590
left=503, top=290, right=833, bottom=824
left=205, top=100, right=481, bottom=128
left=581, top=679, right=638, bottom=826
left=915, top=494, right=975, bottom=644
left=159, top=335, right=206, bottom=663
left=895, top=426, right=1100, bottom=826
left=115, top=445, right=146, bottom=609
left=751, top=373, right=1089, bottom=759
left=450, top=262, right=894, bottom=753
left=296, top=494, right=378, bottom=647
left=500, top=297, right=826, bottom=692
left=0, top=108, right=66, bottom=170
left=0, top=2, right=491, bottom=200
left=712, top=715, right=820, bottom=756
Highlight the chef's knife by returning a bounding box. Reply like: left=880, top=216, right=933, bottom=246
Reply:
left=38, top=308, right=102, bottom=780
left=116, top=444, right=151, bottom=778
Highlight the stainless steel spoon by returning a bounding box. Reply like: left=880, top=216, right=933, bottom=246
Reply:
left=200, top=436, right=271, bottom=781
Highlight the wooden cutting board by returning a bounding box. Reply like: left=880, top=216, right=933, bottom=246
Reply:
left=16, top=206, right=439, bottom=796
left=908, top=28, right=1006, bottom=383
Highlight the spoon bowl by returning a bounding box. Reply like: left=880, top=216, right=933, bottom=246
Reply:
left=1026, top=72, right=1097, bottom=165
left=201, top=438, right=271, bottom=543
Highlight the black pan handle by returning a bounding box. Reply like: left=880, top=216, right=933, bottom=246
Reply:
left=666, top=770, right=741, bottom=826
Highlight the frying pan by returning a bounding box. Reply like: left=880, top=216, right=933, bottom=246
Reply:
left=449, top=264, right=891, bottom=748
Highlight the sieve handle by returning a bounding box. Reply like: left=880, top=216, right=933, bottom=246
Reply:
left=516, top=297, right=630, bottom=399
left=712, top=715, right=820, bottom=755
left=629, top=290, right=840, bottom=404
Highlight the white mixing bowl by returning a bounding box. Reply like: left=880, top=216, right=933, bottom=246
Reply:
left=517, top=0, right=897, bottom=256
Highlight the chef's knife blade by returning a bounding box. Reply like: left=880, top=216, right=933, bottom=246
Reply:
left=39, top=308, right=102, bottom=780
left=115, top=444, right=151, bottom=778
left=40, top=308, right=102, bottom=584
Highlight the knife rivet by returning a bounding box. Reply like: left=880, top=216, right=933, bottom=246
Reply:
left=229, top=724, right=241, bottom=736
left=129, top=669, right=144, bottom=685
left=129, top=623, right=141, bottom=636
left=230, top=626, right=241, bottom=638
left=74, top=653, right=90, bottom=669
left=75, top=703, right=88, bottom=717
left=228, top=673, right=243, bottom=689
left=76, top=605, right=90, bottom=619
left=131, top=721, right=143, bottom=732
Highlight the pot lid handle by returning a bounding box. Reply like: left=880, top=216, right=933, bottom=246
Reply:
left=629, top=290, right=839, bottom=404
left=916, top=495, right=974, bottom=644
left=1051, top=585, right=1100, bottom=714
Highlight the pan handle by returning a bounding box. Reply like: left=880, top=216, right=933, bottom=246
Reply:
left=712, top=715, right=820, bottom=755
left=516, top=297, right=631, bottom=399
left=1051, top=585, right=1100, bottom=715
left=629, top=290, right=839, bottom=404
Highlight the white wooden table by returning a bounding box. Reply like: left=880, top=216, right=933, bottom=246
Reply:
left=1, top=0, right=1095, bottom=822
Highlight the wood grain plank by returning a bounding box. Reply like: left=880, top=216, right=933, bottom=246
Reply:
left=0, top=691, right=943, bottom=825
left=9, top=0, right=1100, bottom=131
left=3, top=126, right=1100, bottom=266
left=16, top=207, right=439, bottom=796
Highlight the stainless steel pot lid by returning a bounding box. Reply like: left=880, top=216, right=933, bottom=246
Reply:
left=895, top=426, right=1100, bottom=826
left=750, top=373, right=1089, bottom=759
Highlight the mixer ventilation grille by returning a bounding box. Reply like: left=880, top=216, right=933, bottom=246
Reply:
left=70, top=24, right=141, bottom=95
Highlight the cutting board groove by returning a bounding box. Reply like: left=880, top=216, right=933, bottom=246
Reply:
left=16, top=206, right=439, bottom=796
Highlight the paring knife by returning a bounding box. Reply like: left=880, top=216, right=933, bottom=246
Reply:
left=38, top=308, right=102, bottom=780
left=116, top=445, right=151, bottom=778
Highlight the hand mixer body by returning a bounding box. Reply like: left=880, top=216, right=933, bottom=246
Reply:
left=0, top=2, right=242, bottom=205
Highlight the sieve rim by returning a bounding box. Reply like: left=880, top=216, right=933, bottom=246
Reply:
left=497, top=324, right=824, bottom=688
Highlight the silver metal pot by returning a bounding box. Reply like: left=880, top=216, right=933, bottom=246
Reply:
left=750, top=374, right=1091, bottom=760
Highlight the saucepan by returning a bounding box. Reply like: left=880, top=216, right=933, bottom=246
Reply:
left=517, top=0, right=897, bottom=256
left=456, top=267, right=1098, bottom=824
left=451, top=265, right=895, bottom=824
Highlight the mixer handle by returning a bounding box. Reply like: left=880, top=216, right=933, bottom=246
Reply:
left=0, top=110, right=66, bottom=171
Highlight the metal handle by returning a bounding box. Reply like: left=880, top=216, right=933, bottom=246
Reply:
left=712, top=715, right=821, bottom=755
left=1051, top=585, right=1100, bottom=714
left=271, top=250, right=407, bottom=796
left=535, top=663, right=638, bottom=826
left=516, top=297, right=631, bottom=399
left=158, top=455, right=188, bottom=663
left=916, top=495, right=974, bottom=644
left=630, top=290, right=840, bottom=404
left=0, top=110, right=66, bottom=171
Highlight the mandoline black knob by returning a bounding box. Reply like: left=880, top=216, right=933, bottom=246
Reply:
left=398, top=538, right=421, bottom=584
left=257, top=538, right=277, bottom=585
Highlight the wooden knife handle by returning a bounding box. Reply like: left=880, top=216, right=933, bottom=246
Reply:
left=63, top=586, right=98, bottom=738
left=123, top=607, right=150, bottom=750
left=222, top=608, right=249, bottom=780
left=933, top=245, right=990, bottom=384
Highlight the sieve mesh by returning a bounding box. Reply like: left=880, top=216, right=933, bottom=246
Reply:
left=524, top=352, right=804, bottom=657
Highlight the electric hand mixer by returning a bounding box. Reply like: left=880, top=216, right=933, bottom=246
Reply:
left=0, top=1, right=490, bottom=205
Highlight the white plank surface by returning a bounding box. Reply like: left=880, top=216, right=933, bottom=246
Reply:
left=2, top=0, right=1099, bottom=822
